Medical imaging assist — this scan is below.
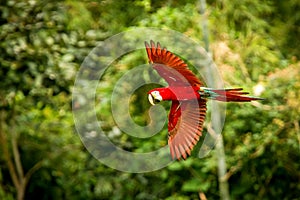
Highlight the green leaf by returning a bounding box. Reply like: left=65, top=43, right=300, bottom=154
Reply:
left=182, top=179, right=210, bottom=192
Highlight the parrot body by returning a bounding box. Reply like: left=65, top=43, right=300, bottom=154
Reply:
left=145, top=40, right=263, bottom=160
left=148, top=86, right=263, bottom=103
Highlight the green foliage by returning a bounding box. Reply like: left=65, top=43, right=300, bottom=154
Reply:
left=0, top=0, right=299, bottom=199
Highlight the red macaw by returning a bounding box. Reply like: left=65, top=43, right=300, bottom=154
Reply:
left=145, top=40, right=264, bottom=160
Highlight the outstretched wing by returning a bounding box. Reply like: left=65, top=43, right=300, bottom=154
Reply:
left=168, top=99, right=207, bottom=160
left=145, top=40, right=202, bottom=87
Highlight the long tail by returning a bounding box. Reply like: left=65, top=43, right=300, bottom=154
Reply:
left=200, top=88, right=264, bottom=102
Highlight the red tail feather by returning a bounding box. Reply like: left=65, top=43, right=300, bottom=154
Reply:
left=209, top=88, right=264, bottom=102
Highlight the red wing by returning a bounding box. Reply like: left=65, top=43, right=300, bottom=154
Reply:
left=145, top=40, right=202, bottom=87
left=168, top=99, right=207, bottom=160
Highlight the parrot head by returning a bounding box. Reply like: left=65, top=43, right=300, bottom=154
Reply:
left=148, top=88, right=174, bottom=105
left=148, top=90, right=163, bottom=105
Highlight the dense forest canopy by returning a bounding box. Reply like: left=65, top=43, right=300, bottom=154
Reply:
left=0, top=0, right=299, bottom=199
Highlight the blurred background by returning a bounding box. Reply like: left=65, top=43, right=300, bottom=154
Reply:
left=0, top=0, right=299, bottom=199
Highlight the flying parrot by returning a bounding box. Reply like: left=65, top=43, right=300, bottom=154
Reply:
left=145, top=40, right=264, bottom=160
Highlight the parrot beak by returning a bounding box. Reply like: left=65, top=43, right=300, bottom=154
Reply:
left=148, top=94, right=155, bottom=105
left=148, top=92, right=162, bottom=105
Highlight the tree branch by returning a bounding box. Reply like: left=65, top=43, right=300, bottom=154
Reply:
left=11, top=131, right=24, bottom=183
left=24, top=161, right=43, bottom=188
left=0, top=111, right=20, bottom=190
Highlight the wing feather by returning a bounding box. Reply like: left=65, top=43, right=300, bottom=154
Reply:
left=145, top=40, right=202, bottom=87
left=168, top=99, right=207, bottom=160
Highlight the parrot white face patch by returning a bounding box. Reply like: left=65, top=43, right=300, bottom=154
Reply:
left=148, top=91, right=163, bottom=105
